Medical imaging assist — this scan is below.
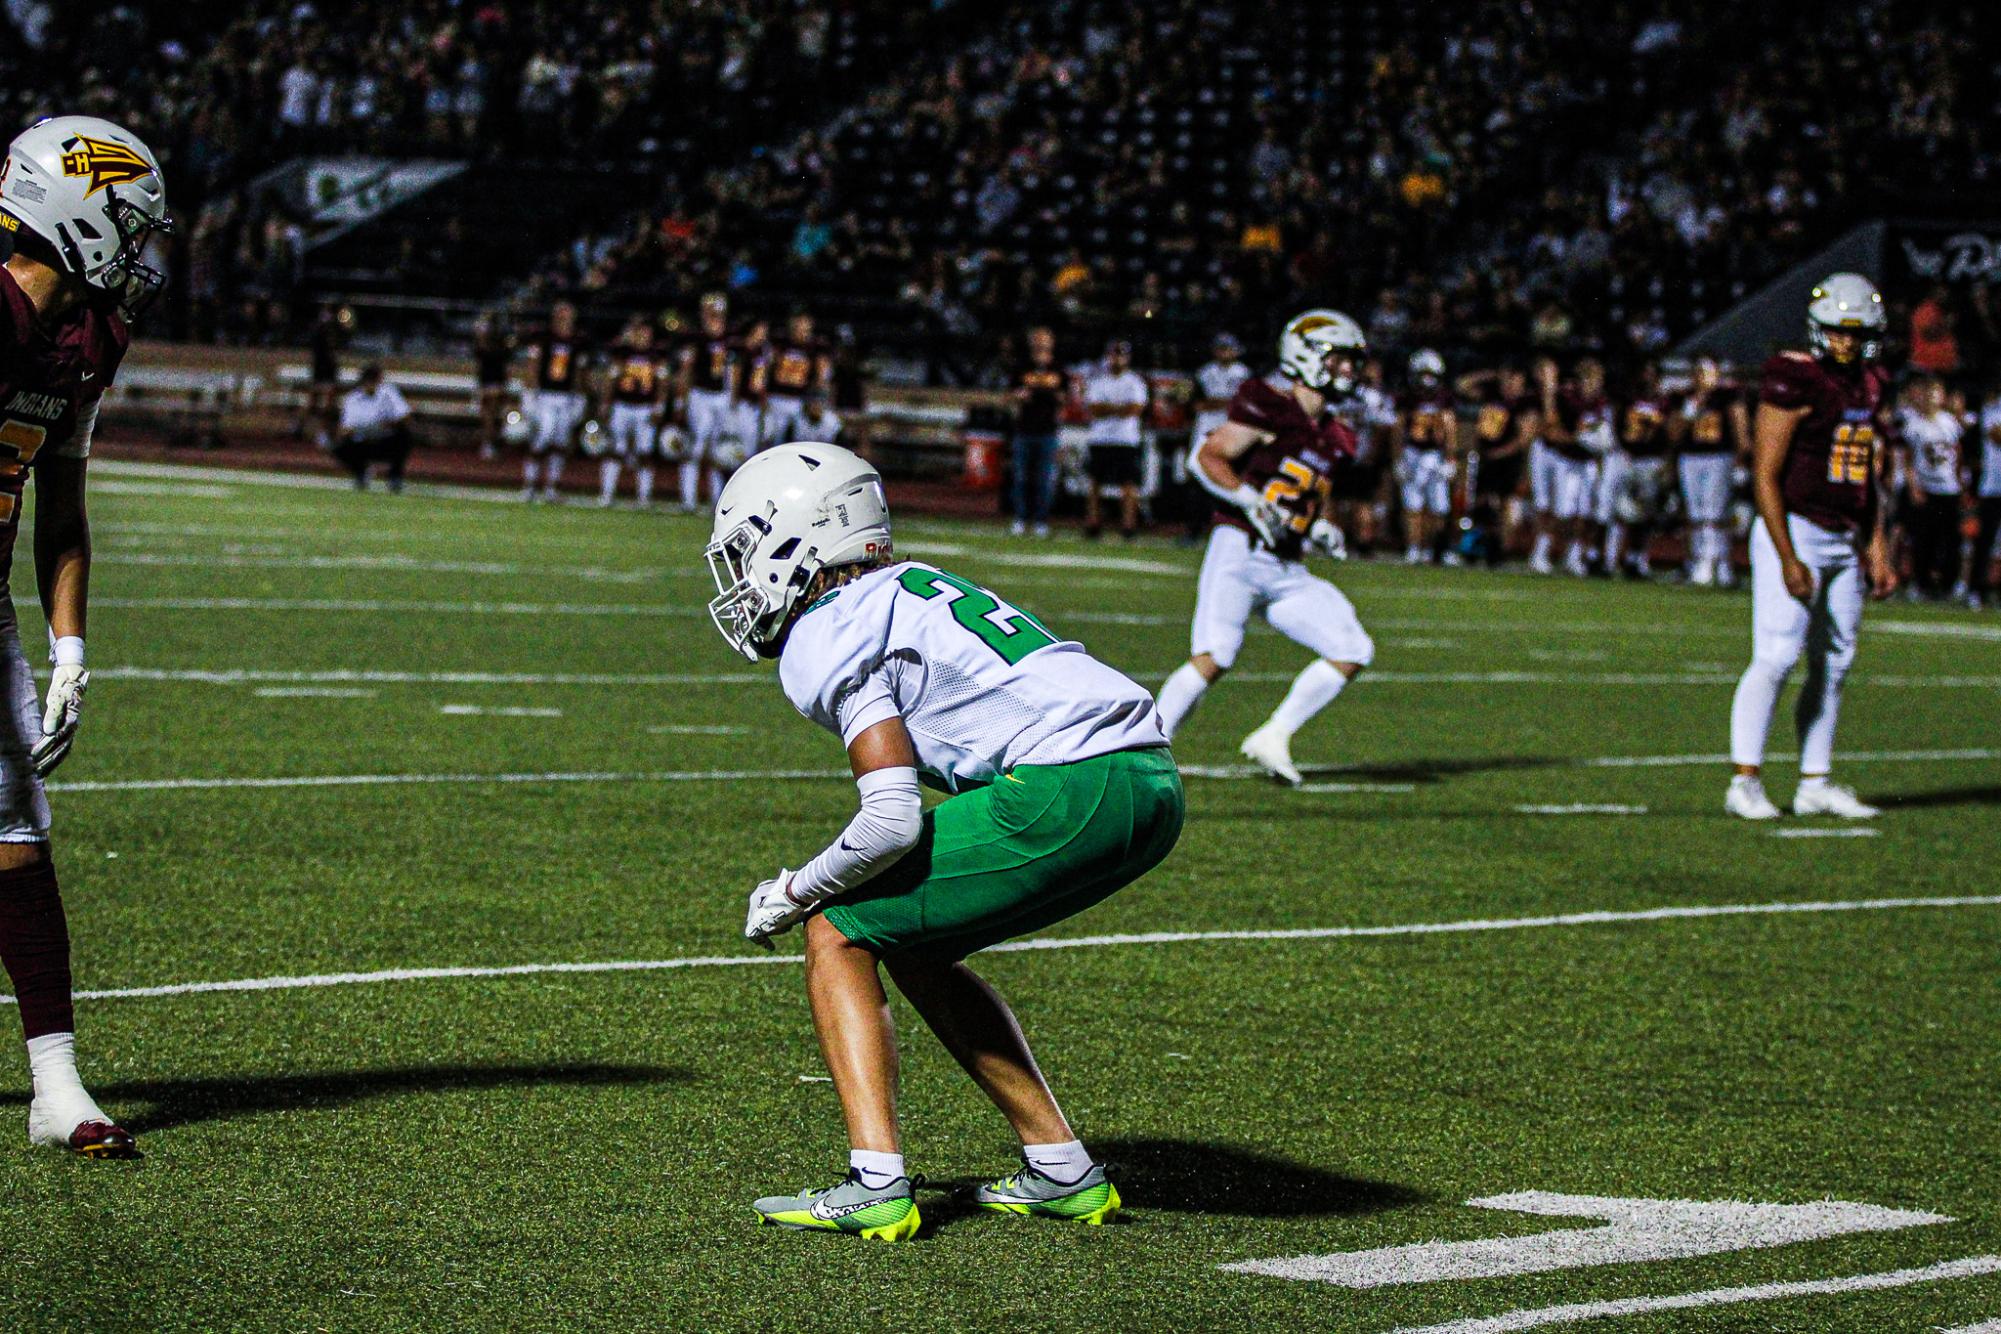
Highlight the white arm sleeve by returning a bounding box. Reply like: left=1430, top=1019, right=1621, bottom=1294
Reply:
left=786, top=766, right=924, bottom=904
left=1190, top=435, right=1264, bottom=510
left=57, top=397, right=100, bottom=459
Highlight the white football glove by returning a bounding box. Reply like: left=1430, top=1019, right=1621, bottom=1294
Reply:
left=33, top=665, right=87, bottom=779
left=1309, top=517, right=1348, bottom=561
left=1243, top=498, right=1290, bottom=550
left=744, top=871, right=814, bottom=948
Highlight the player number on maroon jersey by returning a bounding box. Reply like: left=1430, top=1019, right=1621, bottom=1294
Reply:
left=1826, top=424, right=1873, bottom=485
left=1260, top=458, right=1319, bottom=534
left=0, top=419, right=48, bottom=525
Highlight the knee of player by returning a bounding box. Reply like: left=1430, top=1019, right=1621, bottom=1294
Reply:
left=1191, top=654, right=1230, bottom=683
left=1750, top=644, right=1802, bottom=680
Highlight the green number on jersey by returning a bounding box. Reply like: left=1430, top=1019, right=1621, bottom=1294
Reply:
left=897, top=568, right=1058, bottom=665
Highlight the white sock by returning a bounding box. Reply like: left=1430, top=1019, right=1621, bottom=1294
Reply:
left=1405, top=544, right=1421, bottom=562
left=1531, top=532, right=1553, bottom=564
left=522, top=457, right=541, bottom=489
left=1796, top=774, right=1829, bottom=793
left=1604, top=523, right=1627, bottom=569
left=544, top=454, right=566, bottom=490
left=1268, top=660, right=1347, bottom=739
left=599, top=460, right=620, bottom=503
left=27, top=1032, right=84, bottom=1100
left=849, top=1148, right=905, bottom=1187
left=679, top=461, right=699, bottom=507
left=1565, top=538, right=1586, bottom=565
left=1023, top=1138, right=1092, bottom=1185
left=1154, top=663, right=1211, bottom=740
left=635, top=465, right=655, bottom=506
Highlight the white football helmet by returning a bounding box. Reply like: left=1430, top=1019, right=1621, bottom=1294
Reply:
left=1409, top=347, right=1446, bottom=384
left=1806, top=273, right=1885, bottom=364
left=0, top=115, right=172, bottom=320
left=1278, top=309, right=1367, bottom=395
left=706, top=442, right=892, bottom=660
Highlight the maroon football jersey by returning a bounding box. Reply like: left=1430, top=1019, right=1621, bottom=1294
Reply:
left=768, top=337, right=828, bottom=397
left=608, top=350, right=667, bottom=405
left=1618, top=396, right=1671, bottom=458
left=1760, top=352, right=1891, bottom=534
left=1550, top=389, right=1612, bottom=461
left=732, top=340, right=771, bottom=402
left=1470, top=390, right=1533, bottom=448
left=1215, top=377, right=1355, bottom=559
left=1681, top=386, right=1739, bottom=455
left=0, top=268, right=126, bottom=560
left=684, top=336, right=733, bottom=395
left=534, top=336, right=585, bottom=393
left=1402, top=388, right=1456, bottom=450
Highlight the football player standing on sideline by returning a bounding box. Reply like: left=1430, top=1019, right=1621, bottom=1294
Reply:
left=599, top=317, right=669, bottom=508
left=1678, top=357, right=1749, bottom=586
left=1008, top=326, right=1070, bottom=538
left=1726, top=275, right=1898, bottom=821
left=1973, top=373, right=2001, bottom=609
left=0, top=114, right=173, bottom=1157
left=1081, top=339, right=1148, bottom=541
left=1398, top=348, right=1458, bottom=565
left=1155, top=310, right=1375, bottom=785
left=1895, top=375, right=1967, bottom=600
left=676, top=292, right=734, bottom=508
left=708, top=444, right=1181, bottom=1238
left=521, top=300, right=588, bottom=502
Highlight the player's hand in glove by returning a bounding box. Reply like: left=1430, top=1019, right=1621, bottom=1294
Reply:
left=33, top=664, right=87, bottom=779
left=1309, top=517, right=1348, bottom=561
left=744, top=872, right=817, bottom=948
left=1240, top=497, right=1289, bottom=551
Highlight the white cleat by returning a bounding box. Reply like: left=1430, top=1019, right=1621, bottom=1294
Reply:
left=1725, top=775, right=1782, bottom=820
left=1529, top=552, right=1555, bottom=576
left=1792, top=782, right=1879, bottom=819
left=1240, top=724, right=1304, bottom=787
left=1563, top=551, right=1589, bottom=578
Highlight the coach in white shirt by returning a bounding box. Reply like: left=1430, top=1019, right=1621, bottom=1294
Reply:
left=1897, top=375, right=1965, bottom=598
left=1082, top=339, right=1149, bottom=540
left=335, top=364, right=415, bottom=492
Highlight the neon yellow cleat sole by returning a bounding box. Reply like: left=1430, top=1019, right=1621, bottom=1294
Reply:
left=752, top=1173, right=922, bottom=1240
left=976, top=1165, right=1122, bottom=1223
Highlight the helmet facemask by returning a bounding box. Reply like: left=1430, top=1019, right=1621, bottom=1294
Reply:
left=705, top=515, right=808, bottom=661
left=82, top=190, right=173, bottom=321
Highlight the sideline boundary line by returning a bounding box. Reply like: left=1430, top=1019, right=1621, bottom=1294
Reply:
left=6, top=894, right=1996, bottom=1007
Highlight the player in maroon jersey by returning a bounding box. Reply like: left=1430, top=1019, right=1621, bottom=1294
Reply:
left=1599, top=361, right=1675, bottom=578
left=1534, top=356, right=1614, bottom=576
left=0, top=114, right=173, bottom=1158
left=1396, top=349, right=1458, bottom=565
left=677, top=292, right=735, bottom=507
left=1456, top=364, right=1540, bottom=564
left=1726, top=274, right=1899, bottom=822
left=1154, top=310, right=1376, bottom=785
left=522, top=301, right=590, bottom=501
left=765, top=310, right=831, bottom=444
left=598, top=317, right=670, bottom=507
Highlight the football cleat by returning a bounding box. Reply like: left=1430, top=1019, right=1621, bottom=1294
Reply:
left=976, top=1161, right=1122, bottom=1224
left=1792, top=782, right=1879, bottom=820
left=1725, top=775, right=1782, bottom=821
left=1241, top=724, right=1304, bottom=786
left=753, top=1170, right=921, bottom=1241
left=28, top=1095, right=140, bottom=1160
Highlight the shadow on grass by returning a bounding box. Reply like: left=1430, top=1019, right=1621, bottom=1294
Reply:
left=0, top=1062, right=687, bottom=1133
left=922, top=1138, right=1424, bottom=1232
left=1296, top=755, right=1564, bottom=784
left=1870, top=785, right=2001, bottom=810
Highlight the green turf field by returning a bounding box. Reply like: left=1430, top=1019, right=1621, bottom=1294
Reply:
left=3, top=460, right=1998, bottom=1332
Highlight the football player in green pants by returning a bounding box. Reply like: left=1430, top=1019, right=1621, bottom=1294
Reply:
left=705, top=443, right=1184, bottom=1240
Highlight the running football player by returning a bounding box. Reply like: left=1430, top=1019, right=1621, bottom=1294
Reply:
left=1154, top=310, right=1376, bottom=785
left=0, top=114, right=172, bottom=1157
left=706, top=443, right=1182, bottom=1239
left=1398, top=348, right=1458, bottom=565
left=1726, top=275, right=1897, bottom=821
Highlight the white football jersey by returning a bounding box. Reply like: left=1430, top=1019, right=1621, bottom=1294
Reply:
left=1899, top=407, right=1963, bottom=496
left=778, top=561, right=1166, bottom=792
left=1980, top=400, right=2001, bottom=498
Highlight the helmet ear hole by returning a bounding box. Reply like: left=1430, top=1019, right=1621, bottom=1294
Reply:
left=770, top=537, right=800, bottom=562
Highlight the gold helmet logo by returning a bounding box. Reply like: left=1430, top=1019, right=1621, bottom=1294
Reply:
left=58, top=135, right=154, bottom=198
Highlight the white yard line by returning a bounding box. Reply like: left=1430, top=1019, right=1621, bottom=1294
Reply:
left=438, top=704, right=563, bottom=718
left=94, top=597, right=692, bottom=617
left=253, top=687, right=379, bottom=699
left=648, top=724, right=750, bottom=735
left=93, top=551, right=681, bottom=583
left=1772, top=828, right=1881, bottom=839
left=65, top=665, right=2001, bottom=691
left=1384, top=1255, right=2001, bottom=1334
left=40, top=747, right=2001, bottom=796
left=1515, top=804, right=1649, bottom=815
left=90, top=481, right=238, bottom=499
left=1939, top=1321, right=2001, bottom=1333
left=5, top=894, right=1996, bottom=1007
